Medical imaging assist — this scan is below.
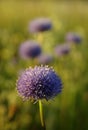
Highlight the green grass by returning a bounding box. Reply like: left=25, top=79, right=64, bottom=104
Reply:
left=0, top=1, right=88, bottom=130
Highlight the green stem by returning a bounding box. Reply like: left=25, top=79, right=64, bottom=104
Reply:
left=38, top=33, right=43, bottom=44
left=34, top=33, right=43, bottom=45
left=39, top=100, right=44, bottom=127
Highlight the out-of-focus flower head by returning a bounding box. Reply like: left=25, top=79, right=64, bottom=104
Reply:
left=29, top=18, right=52, bottom=33
left=54, top=43, right=70, bottom=57
left=37, top=54, right=53, bottom=65
left=16, top=65, right=62, bottom=101
left=19, top=40, right=41, bottom=59
left=65, top=32, right=82, bottom=44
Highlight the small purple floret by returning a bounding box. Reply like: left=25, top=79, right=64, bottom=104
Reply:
left=17, top=66, right=62, bottom=101
left=54, top=43, right=70, bottom=57
left=73, top=35, right=82, bottom=43
left=29, top=18, right=52, bottom=33
left=37, top=54, right=53, bottom=65
left=65, top=32, right=82, bottom=44
left=19, top=40, right=41, bottom=59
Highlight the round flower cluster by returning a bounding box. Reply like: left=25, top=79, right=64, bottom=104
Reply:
left=65, top=32, right=82, bottom=44
left=54, top=44, right=70, bottom=57
left=17, top=66, right=62, bottom=101
left=29, top=18, right=52, bottom=33
left=37, top=54, right=53, bottom=65
left=19, top=40, right=41, bottom=59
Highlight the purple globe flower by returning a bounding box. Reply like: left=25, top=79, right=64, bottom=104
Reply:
left=37, top=54, right=53, bottom=65
left=54, top=43, right=70, bottom=57
left=65, top=32, right=82, bottom=44
left=19, top=40, right=41, bottom=59
left=73, top=34, right=82, bottom=43
left=16, top=66, right=62, bottom=101
left=29, top=18, right=52, bottom=33
left=65, top=32, right=74, bottom=42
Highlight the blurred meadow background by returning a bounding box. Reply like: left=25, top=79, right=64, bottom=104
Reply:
left=0, top=0, right=88, bottom=130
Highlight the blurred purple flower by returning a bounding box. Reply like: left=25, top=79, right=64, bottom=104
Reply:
left=65, top=32, right=82, bottom=44
left=16, top=65, right=62, bottom=101
left=54, top=43, right=70, bottom=57
left=19, top=40, right=41, bottom=59
left=29, top=18, right=52, bottom=33
left=73, top=34, right=82, bottom=43
left=37, top=54, right=53, bottom=65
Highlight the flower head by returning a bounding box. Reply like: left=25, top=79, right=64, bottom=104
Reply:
left=37, top=54, right=53, bottom=65
left=19, top=40, right=41, bottom=59
left=29, top=18, right=52, bottom=33
left=54, top=43, right=70, bottom=57
left=16, top=66, right=62, bottom=101
left=73, top=34, right=82, bottom=43
left=65, top=32, right=82, bottom=44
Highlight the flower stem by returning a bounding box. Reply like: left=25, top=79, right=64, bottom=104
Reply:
left=34, top=33, right=43, bottom=45
left=39, top=100, right=44, bottom=127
